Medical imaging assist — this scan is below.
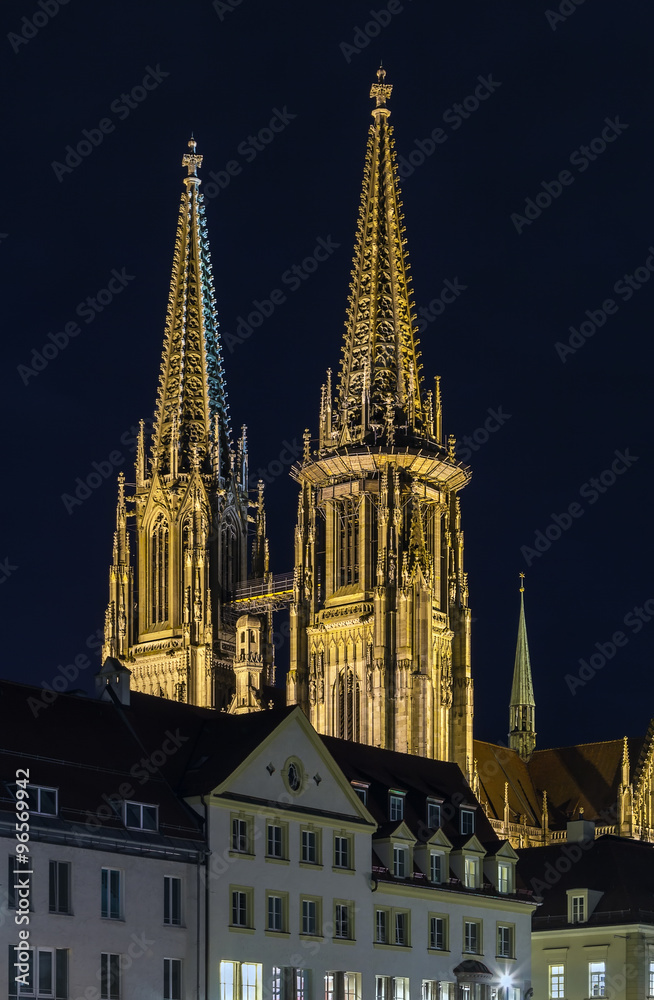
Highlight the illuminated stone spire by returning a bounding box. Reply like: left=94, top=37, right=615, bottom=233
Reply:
left=329, top=67, right=429, bottom=447
left=152, top=138, right=231, bottom=479
left=508, top=573, right=536, bottom=760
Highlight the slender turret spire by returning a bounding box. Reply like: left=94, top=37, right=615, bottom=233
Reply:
left=331, top=67, right=429, bottom=446
left=152, top=138, right=231, bottom=478
left=509, top=573, right=536, bottom=760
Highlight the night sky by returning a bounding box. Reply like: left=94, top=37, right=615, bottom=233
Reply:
left=2, top=0, right=651, bottom=750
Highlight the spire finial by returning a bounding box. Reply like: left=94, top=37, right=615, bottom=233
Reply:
left=370, top=65, right=393, bottom=111
left=519, top=571, right=525, bottom=593
left=183, top=137, right=203, bottom=177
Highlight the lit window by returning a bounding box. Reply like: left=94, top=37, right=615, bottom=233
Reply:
left=497, top=863, right=511, bottom=893
left=508, top=989, right=521, bottom=1000
left=49, top=861, right=71, bottom=914
left=464, top=857, right=478, bottom=888
left=232, top=818, right=250, bottom=853
left=241, top=963, right=261, bottom=1000
left=427, top=801, right=441, bottom=828
left=267, top=824, right=283, bottom=858
left=164, top=876, right=182, bottom=926
left=270, top=968, right=308, bottom=1000
left=101, top=953, right=121, bottom=999
left=460, top=809, right=475, bottom=835
left=464, top=921, right=480, bottom=953
left=395, top=911, right=409, bottom=946
left=344, top=973, right=360, bottom=1000
left=101, top=868, right=122, bottom=920
left=389, top=793, right=405, bottom=821
left=393, top=845, right=408, bottom=878
left=649, top=961, right=654, bottom=998
left=571, top=895, right=585, bottom=924
left=497, top=925, right=513, bottom=958
left=430, top=916, right=445, bottom=950
left=164, top=959, right=182, bottom=1000
left=301, top=830, right=318, bottom=864
left=376, top=977, right=390, bottom=1000
left=549, top=964, right=565, bottom=999
left=124, top=801, right=157, bottom=831
left=589, top=962, right=605, bottom=997
left=423, top=982, right=439, bottom=1000
left=430, top=851, right=444, bottom=883
left=393, top=978, right=409, bottom=1000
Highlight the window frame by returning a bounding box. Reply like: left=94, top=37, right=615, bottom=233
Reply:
left=497, top=862, right=511, bottom=894
left=334, top=834, right=352, bottom=869
left=300, top=896, right=321, bottom=937
left=392, top=844, right=408, bottom=878
left=429, top=914, right=447, bottom=951
left=100, top=952, right=121, bottom=1000
left=429, top=850, right=444, bottom=883
left=334, top=900, right=353, bottom=940
left=163, top=875, right=182, bottom=926
left=265, top=891, right=288, bottom=934
left=266, top=822, right=286, bottom=861
left=48, top=860, right=71, bottom=915
left=389, top=793, right=405, bottom=822
left=124, top=800, right=158, bottom=831
left=230, top=886, right=253, bottom=929
left=394, top=909, right=410, bottom=947
left=101, top=868, right=122, bottom=921
left=300, top=828, right=320, bottom=865
left=427, top=800, right=442, bottom=829
left=163, top=958, right=182, bottom=1000
left=460, top=808, right=475, bottom=835
left=23, top=784, right=58, bottom=817
left=464, top=919, right=481, bottom=954
left=231, top=817, right=251, bottom=854
left=464, top=856, right=479, bottom=889
left=589, top=961, right=606, bottom=998
left=497, top=923, right=514, bottom=959
left=549, top=963, right=565, bottom=1000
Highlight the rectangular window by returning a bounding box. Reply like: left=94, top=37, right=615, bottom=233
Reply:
left=27, top=785, right=58, bottom=816
left=241, top=964, right=261, bottom=1000
left=430, top=852, right=443, bottom=883
left=9, top=947, right=69, bottom=999
left=335, top=902, right=350, bottom=939
left=441, top=985, right=454, bottom=1000
left=393, top=845, right=407, bottom=878
left=164, top=876, right=182, bottom=926
left=48, top=861, right=71, bottom=915
left=589, top=962, right=605, bottom=997
left=464, top=921, right=480, bottom=953
left=301, top=830, right=318, bottom=864
left=395, top=911, right=408, bottom=946
left=232, top=818, right=250, bottom=853
left=231, top=890, right=249, bottom=927
left=376, top=908, right=388, bottom=943
left=301, top=898, right=318, bottom=935
left=389, top=794, right=404, bottom=821
left=221, top=961, right=237, bottom=1000
left=549, top=964, right=565, bottom=1000
left=572, top=895, right=585, bottom=923
left=268, top=894, right=283, bottom=932
left=164, top=959, right=182, bottom=1000
left=460, top=809, right=475, bottom=835
left=497, top=863, right=510, bottom=893
left=508, top=989, right=521, bottom=1000
left=376, top=977, right=389, bottom=1000
left=334, top=835, right=350, bottom=868
left=464, top=857, right=478, bottom=889
left=393, top=978, right=409, bottom=1000
left=649, top=961, right=654, bottom=997
left=430, top=916, right=445, bottom=950
left=427, top=802, right=441, bottom=829
left=325, top=974, right=335, bottom=1000
left=497, top=925, right=513, bottom=958
left=423, top=982, right=438, bottom=1000
left=352, top=784, right=368, bottom=805
left=101, top=869, right=121, bottom=920
left=124, top=801, right=157, bottom=831
left=343, top=973, right=360, bottom=1000
left=267, top=824, right=283, bottom=859
left=101, top=953, right=120, bottom=1000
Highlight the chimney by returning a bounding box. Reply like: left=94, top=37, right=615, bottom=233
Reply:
left=566, top=808, right=595, bottom=844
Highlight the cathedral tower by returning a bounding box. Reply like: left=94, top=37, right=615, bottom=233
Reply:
left=508, top=573, right=536, bottom=760
left=287, top=71, right=473, bottom=773
left=102, top=140, right=271, bottom=709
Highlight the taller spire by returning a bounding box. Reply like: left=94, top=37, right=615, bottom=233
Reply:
left=508, top=573, right=536, bottom=760
left=152, top=138, right=231, bottom=479
left=326, top=67, right=431, bottom=448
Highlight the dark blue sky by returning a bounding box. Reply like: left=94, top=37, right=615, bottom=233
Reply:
left=1, top=0, right=652, bottom=749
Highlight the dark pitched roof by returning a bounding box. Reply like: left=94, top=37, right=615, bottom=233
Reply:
left=517, top=835, right=654, bottom=927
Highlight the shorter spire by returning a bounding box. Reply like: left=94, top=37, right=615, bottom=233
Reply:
left=182, top=136, right=203, bottom=177
left=508, top=573, right=536, bottom=760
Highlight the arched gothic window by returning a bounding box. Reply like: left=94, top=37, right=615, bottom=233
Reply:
left=151, top=514, right=169, bottom=624
left=336, top=667, right=360, bottom=741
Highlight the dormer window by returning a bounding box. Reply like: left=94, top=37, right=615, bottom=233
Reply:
left=430, top=851, right=444, bottom=883
left=389, top=792, right=405, bottom=822
left=393, top=845, right=408, bottom=878
left=464, top=857, right=479, bottom=889
left=352, top=781, right=369, bottom=805
left=25, top=785, right=58, bottom=816
left=460, top=808, right=475, bottom=835
left=571, top=894, right=585, bottom=923
left=427, top=800, right=441, bottom=829
left=124, top=801, right=157, bottom=831
left=497, top=862, right=511, bottom=893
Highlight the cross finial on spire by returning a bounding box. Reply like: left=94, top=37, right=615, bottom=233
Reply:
left=519, top=571, right=525, bottom=593
left=370, top=65, right=393, bottom=111
left=183, top=137, right=203, bottom=177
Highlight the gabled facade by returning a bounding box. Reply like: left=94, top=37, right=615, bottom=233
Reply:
left=287, top=69, right=473, bottom=773
left=102, top=139, right=272, bottom=711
